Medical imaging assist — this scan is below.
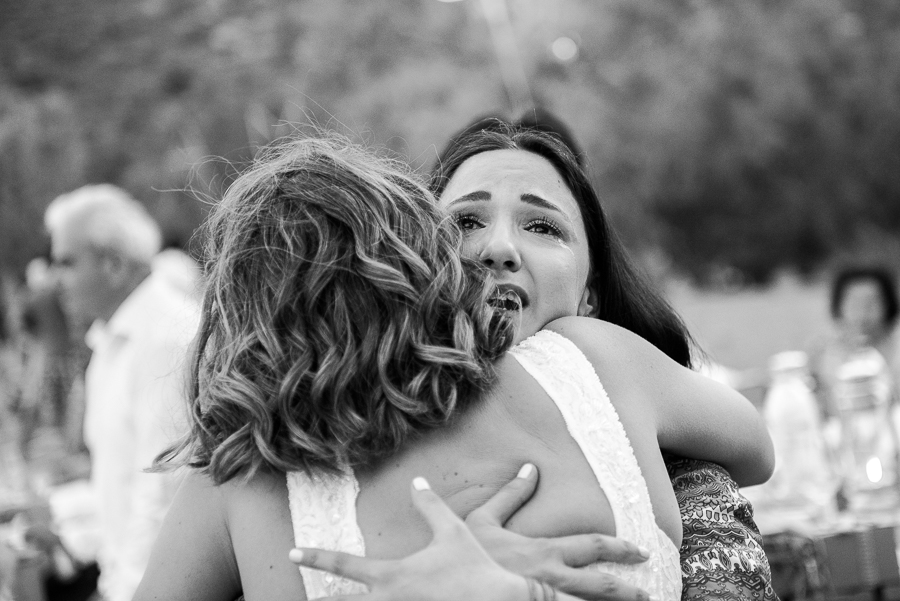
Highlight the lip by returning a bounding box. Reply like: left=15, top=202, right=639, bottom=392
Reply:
left=492, top=283, right=529, bottom=309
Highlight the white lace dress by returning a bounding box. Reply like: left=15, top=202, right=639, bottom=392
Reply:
left=287, top=329, right=682, bottom=600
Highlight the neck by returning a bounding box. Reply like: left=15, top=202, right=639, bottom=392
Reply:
left=100, top=264, right=152, bottom=322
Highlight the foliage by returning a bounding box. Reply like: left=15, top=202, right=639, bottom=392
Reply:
left=1, top=0, right=898, bottom=284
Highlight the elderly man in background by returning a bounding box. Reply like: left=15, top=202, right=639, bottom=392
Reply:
left=44, top=184, right=201, bottom=601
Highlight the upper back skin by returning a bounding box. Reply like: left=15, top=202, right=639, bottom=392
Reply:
left=354, top=348, right=682, bottom=561
left=136, top=325, right=683, bottom=601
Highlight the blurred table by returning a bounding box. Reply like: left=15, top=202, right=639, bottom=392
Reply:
left=0, top=480, right=99, bottom=601
left=0, top=503, right=53, bottom=601
left=750, top=500, right=900, bottom=600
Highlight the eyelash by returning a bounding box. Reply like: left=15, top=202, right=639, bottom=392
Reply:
left=525, top=218, right=563, bottom=238
left=453, top=213, right=484, bottom=231
left=452, top=213, right=564, bottom=239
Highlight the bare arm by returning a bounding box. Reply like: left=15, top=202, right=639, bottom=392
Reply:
left=547, top=317, right=774, bottom=487
left=652, top=362, right=774, bottom=486
left=133, top=470, right=242, bottom=601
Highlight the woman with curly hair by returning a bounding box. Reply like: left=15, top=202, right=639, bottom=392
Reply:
left=134, top=133, right=772, bottom=601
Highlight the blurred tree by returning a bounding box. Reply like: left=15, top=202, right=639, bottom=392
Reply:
left=623, top=0, right=900, bottom=284
left=0, top=87, right=88, bottom=274
left=507, top=0, right=900, bottom=284
left=1, top=0, right=899, bottom=285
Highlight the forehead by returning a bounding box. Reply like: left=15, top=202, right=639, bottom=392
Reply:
left=50, top=221, right=92, bottom=258
left=442, top=149, right=578, bottom=208
left=843, top=279, right=883, bottom=300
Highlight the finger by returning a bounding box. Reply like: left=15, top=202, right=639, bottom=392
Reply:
left=543, top=569, right=652, bottom=601
left=409, top=477, right=470, bottom=540
left=290, top=548, right=389, bottom=586
left=552, top=534, right=650, bottom=567
left=465, top=463, right=538, bottom=527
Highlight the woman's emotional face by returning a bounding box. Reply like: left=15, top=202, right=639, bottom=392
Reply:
left=439, top=149, right=595, bottom=343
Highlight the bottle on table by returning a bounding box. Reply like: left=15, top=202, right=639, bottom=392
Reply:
left=831, top=346, right=900, bottom=513
left=762, top=350, right=837, bottom=514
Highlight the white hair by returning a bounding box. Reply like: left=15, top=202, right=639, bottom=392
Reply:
left=44, top=184, right=162, bottom=264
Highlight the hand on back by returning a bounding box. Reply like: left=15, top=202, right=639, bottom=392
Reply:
left=292, top=466, right=654, bottom=601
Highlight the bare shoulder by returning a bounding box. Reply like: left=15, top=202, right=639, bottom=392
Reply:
left=171, top=469, right=289, bottom=535
left=134, top=470, right=239, bottom=601
left=543, top=316, right=674, bottom=376
left=218, top=468, right=289, bottom=508
left=220, top=469, right=306, bottom=601
left=545, top=315, right=660, bottom=350
left=541, top=316, right=694, bottom=427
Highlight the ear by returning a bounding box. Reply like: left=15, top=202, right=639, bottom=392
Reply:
left=578, top=286, right=600, bottom=318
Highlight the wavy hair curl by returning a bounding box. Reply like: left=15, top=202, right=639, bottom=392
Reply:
left=160, top=135, right=514, bottom=483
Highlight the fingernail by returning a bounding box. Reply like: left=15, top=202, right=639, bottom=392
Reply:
left=288, top=549, right=303, bottom=563
left=413, top=477, right=430, bottom=490
left=649, top=596, right=660, bottom=601
left=517, top=463, right=534, bottom=478
left=638, top=546, right=650, bottom=559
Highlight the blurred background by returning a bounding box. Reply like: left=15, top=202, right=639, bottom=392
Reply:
left=3, top=0, right=900, bottom=367
left=2, top=1, right=900, bottom=599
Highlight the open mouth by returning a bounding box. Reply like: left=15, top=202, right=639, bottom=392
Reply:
left=488, top=287, right=526, bottom=312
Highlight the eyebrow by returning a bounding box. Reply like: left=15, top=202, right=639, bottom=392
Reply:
left=447, top=190, right=569, bottom=219
left=446, top=191, right=491, bottom=206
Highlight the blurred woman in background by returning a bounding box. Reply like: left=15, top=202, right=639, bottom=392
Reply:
left=808, top=266, right=899, bottom=420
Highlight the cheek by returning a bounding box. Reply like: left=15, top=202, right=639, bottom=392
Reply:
left=553, top=242, right=592, bottom=295
left=60, top=270, right=84, bottom=293
left=573, top=248, right=592, bottom=291
left=71, top=268, right=105, bottom=299
left=460, top=237, right=480, bottom=260
left=537, top=254, right=584, bottom=303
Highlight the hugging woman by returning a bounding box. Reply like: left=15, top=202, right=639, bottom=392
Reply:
left=134, top=131, right=773, bottom=601
left=428, top=118, right=779, bottom=601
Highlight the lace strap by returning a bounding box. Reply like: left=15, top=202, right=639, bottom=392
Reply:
left=510, top=329, right=652, bottom=544
left=512, top=330, right=682, bottom=600
left=286, top=469, right=367, bottom=598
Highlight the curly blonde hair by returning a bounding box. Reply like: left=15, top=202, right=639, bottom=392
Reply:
left=160, top=134, right=514, bottom=483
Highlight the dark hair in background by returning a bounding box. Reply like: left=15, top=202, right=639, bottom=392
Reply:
left=830, top=266, right=899, bottom=325
left=159, top=134, right=515, bottom=483
left=430, top=118, right=694, bottom=368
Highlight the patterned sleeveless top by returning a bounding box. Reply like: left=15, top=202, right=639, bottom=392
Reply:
left=286, top=329, right=682, bottom=600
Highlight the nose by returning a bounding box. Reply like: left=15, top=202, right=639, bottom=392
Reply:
left=48, top=264, right=75, bottom=298
left=46, top=263, right=65, bottom=289
left=478, top=227, right=521, bottom=272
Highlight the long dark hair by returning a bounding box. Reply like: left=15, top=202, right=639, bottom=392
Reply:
left=430, top=120, right=694, bottom=367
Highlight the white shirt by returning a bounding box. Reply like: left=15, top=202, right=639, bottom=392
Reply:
left=83, top=252, right=201, bottom=601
